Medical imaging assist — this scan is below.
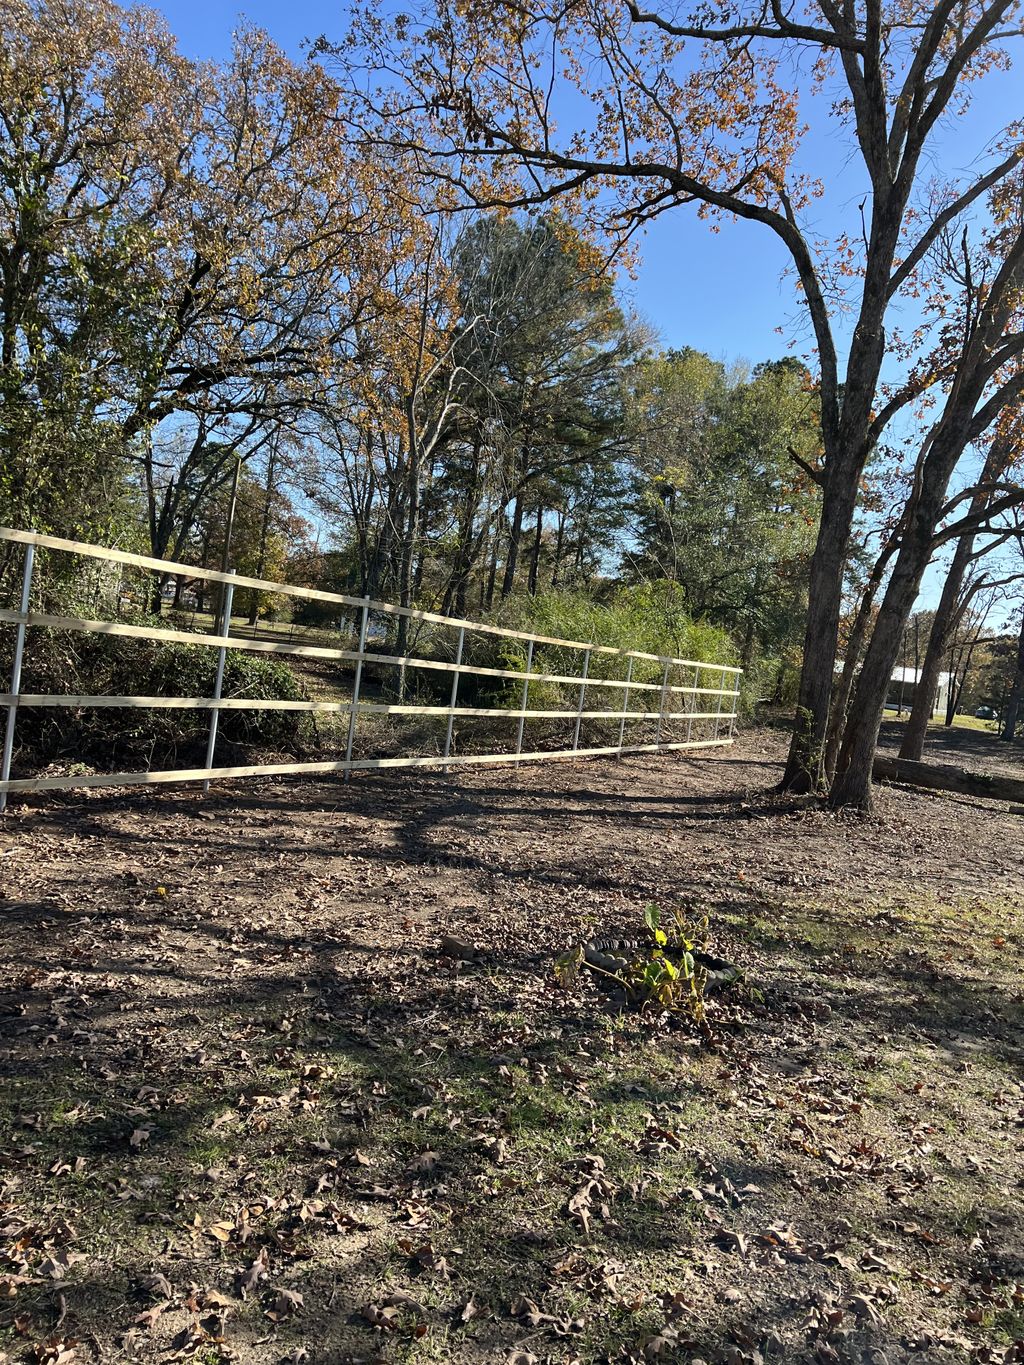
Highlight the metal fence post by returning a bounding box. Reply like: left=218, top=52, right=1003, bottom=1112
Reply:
left=686, top=664, right=698, bottom=745
left=443, top=627, right=465, bottom=773
left=0, top=542, right=36, bottom=814
left=572, top=647, right=591, bottom=751
left=514, top=639, right=535, bottom=767
left=202, top=570, right=235, bottom=794
left=713, top=665, right=726, bottom=741
left=344, top=604, right=370, bottom=782
left=617, top=656, right=634, bottom=756
left=654, top=661, right=671, bottom=748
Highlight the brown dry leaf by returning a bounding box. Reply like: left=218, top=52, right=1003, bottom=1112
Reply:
left=134, top=1302, right=169, bottom=1330
left=139, top=1271, right=173, bottom=1299
left=361, top=1291, right=426, bottom=1333
left=362, top=1302, right=401, bottom=1331
left=240, top=1247, right=269, bottom=1299
left=405, top=1151, right=439, bottom=1175
left=716, top=1230, right=750, bottom=1258
left=37, top=1252, right=85, bottom=1280
left=849, top=1294, right=884, bottom=1327
left=29, top=1339, right=78, bottom=1365
left=264, top=1287, right=304, bottom=1321
left=405, top=1242, right=450, bottom=1276
left=860, top=1251, right=894, bottom=1273
left=642, top=1327, right=680, bottom=1358
left=511, top=1295, right=552, bottom=1330
left=438, top=935, right=480, bottom=961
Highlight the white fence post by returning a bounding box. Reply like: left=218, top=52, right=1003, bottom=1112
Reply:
left=654, top=661, right=671, bottom=748
left=514, top=639, right=535, bottom=767
left=443, top=626, right=465, bottom=772
left=344, top=604, right=370, bottom=782
left=686, top=664, right=698, bottom=745
left=572, top=647, right=591, bottom=751
left=713, top=665, right=726, bottom=741
left=617, top=656, right=634, bottom=756
left=0, top=541, right=36, bottom=814
left=202, top=570, right=235, bottom=794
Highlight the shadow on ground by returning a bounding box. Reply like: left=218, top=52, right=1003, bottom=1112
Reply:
left=2, top=731, right=1023, bottom=1364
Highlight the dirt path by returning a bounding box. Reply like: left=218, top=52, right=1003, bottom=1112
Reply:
left=1, top=731, right=1022, bottom=1365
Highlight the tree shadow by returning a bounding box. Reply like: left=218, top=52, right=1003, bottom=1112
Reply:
left=3, top=741, right=1022, bottom=1362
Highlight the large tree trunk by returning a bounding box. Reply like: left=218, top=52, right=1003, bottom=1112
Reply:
left=551, top=510, right=566, bottom=588
left=442, top=433, right=483, bottom=616
left=395, top=408, right=422, bottom=679
left=830, top=541, right=928, bottom=809
left=782, top=472, right=861, bottom=791
left=484, top=520, right=501, bottom=611
left=823, top=528, right=899, bottom=783
left=830, top=418, right=976, bottom=809
left=1001, top=606, right=1024, bottom=742
left=898, top=434, right=1011, bottom=758
left=898, top=536, right=973, bottom=759
left=874, top=754, right=1024, bottom=803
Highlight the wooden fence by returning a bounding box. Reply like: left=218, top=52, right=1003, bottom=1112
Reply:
left=0, top=527, right=742, bottom=807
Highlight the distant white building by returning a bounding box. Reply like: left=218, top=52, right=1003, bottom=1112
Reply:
left=884, top=665, right=951, bottom=717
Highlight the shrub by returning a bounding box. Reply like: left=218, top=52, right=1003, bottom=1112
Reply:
left=3, top=619, right=305, bottom=774
left=462, top=583, right=739, bottom=706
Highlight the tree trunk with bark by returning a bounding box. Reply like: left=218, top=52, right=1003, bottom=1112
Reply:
left=500, top=495, right=524, bottom=600
left=874, top=754, right=1024, bottom=802
left=782, top=469, right=862, bottom=791
left=898, top=431, right=1012, bottom=758
left=527, top=506, right=543, bottom=595
left=823, top=528, right=900, bottom=783
left=248, top=440, right=278, bottom=626
left=551, top=510, right=566, bottom=589
left=1001, top=607, right=1024, bottom=742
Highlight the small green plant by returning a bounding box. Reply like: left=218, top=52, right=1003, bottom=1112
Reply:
left=637, top=905, right=708, bottom=1021
left=555, top=905, right=715, bottom=1024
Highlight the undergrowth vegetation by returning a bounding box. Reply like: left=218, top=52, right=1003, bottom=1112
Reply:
left=5, top=624, right=305, bottom=773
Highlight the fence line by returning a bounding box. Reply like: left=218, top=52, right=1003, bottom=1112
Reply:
left=0, top=527, right=741, bottom=804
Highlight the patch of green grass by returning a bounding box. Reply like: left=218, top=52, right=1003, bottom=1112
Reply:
left=990, top=1305, right=1024, bottom=1345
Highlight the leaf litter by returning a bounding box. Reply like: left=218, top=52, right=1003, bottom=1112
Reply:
left=1, top=729, right=1022, bottom=1362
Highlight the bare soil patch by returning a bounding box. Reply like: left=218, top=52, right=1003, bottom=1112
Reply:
left=2, top=730, right=1023, bottom=1365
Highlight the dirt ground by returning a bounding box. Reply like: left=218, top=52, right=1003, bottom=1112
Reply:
left=875, top=719, right=1024, bottom=778
left=1, top=727, right=1023, bottom=1365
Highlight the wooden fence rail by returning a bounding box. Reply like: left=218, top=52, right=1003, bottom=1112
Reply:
left=0, top=527, right=741, bottom=805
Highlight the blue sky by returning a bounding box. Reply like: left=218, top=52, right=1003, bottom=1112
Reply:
left=146, top=0, right=816, bottom=364
left=155, top=0, right=1016, bottom=360
left=156, top=0, right=1021, bottom=615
